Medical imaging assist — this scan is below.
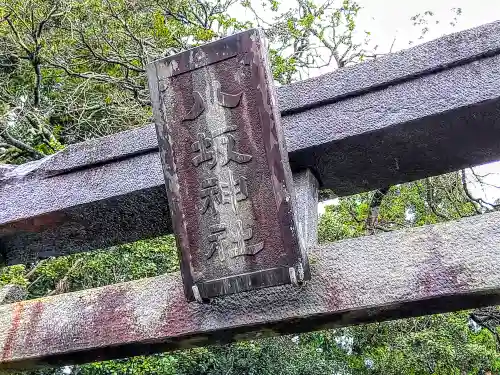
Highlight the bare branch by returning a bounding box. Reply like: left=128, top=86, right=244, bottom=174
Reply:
left=4, top=15, right=32, bottom=56
left=25, top=258, right=49, bottom=279
left=461, top=169, right=500, bottom=212
left=32, top=59, right=42, bottom=107
left=36, top=5, right=64, bottom=39
left=46, top=258, right=83, bottom=296
left=78, top=32, right=145, bottom=73
left=47, top=61, right=143, bottom=91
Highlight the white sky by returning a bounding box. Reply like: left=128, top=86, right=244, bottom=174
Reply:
left=356, top=0, right=500, bottom=53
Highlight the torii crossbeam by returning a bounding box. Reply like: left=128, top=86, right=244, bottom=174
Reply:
left=1, top=21, right=500, bottom=370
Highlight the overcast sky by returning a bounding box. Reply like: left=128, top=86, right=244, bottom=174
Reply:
left=357, top=0, right=499, bottom=52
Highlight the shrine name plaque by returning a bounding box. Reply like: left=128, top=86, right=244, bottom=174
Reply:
left=147, top=29, right=310, bottom=302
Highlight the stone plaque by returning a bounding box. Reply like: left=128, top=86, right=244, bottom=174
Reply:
left=147, top=29, right=309, bottom=302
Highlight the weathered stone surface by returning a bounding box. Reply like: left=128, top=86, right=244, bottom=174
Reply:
left=0, top=211, right=499, bottom=370
left=1, top=148, right=163, bottom=226
left=0, top=150, right=168, bottom=264
left=285, top=51, right=500, bottom=193
left=293, top=170, right=318, bottom=247
left=0, top=125, right=158, bottom=182
left=1, top=187, right=171, bottom=264
left=0, top=165, right=15, bottom=179
left=3, top=21, right=500, bottom=262
left=0, top=285, right=26, bottom=305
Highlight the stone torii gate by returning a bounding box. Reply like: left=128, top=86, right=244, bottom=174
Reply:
left=1, top=21, right=500, bottom=370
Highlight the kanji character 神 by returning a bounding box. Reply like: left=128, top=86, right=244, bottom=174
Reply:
left=220, top=170, right=248, bottom=213
left=200, top=177, right=221, bottom=216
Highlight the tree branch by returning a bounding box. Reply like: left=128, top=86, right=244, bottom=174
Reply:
left=470, top=307, right=500, bottom=350
left=0, top=129, right=45, bottom=159
left=36, top=5, right=63, bottom=39
left=46, top=258, right=83, bottom=296
left=25, top=258, right=49, bottom=279
left=78, top=32, right=145, bottom=73
left=461, top=169, right=499, bottom=212
left=32, top=59, right=42, bottom=107
left=4, top=15, right=31, bottom=56
left=425, top=178, right=450, bottom=220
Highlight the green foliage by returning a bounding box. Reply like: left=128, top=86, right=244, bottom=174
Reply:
left=67, top=314, right=499, bottom=375
left=79, top=354, right=178, bottom=375
left=76, top=338, right=346, bottom=375
left=34, top=135, right=65, bottom=155
left=26, top=236, right=179, bottom=298
left=1, top=0, right=254, bottom=164
left=0, top=264, right=27, bottom=287
left=340, top=312, right=499, bottom=374
left=241, top=0, right=371, bottom=83
left=319, top=175, right=480, bottom=244
left=269, top=49, right=297, bottom=84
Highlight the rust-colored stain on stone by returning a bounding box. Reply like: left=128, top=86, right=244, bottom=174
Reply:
left=88, top=286, right=136, bottom=344
left=23, top=301, right=44, bottom=351
left=159, top=286, right=200, bottom=336
left=417, top=251, right=470, bottom=296
left=2, top=302, right=23, bottom=360
left=324, top=276, right=348, bottom=311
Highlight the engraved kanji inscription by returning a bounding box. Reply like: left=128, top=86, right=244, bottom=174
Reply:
left=220, top=134, right=252, bottom=166
left=207, top=223, right=227, bottom=260
left=192, top=132, right=216, bottom=168
left=200, top=177, right=221, bottom=216
left=229, top=220, right=264, bottom=258
left=206, top=221, right=264, bottom=260
left=148, top=28, right=309, bottom=302
left=216, top=81, right=243, bottom=108
left=183, top=91, right=205, bottom=122
left=220, top=170, right=248, bottom=213
left=192, top=131, right=252, bottom=168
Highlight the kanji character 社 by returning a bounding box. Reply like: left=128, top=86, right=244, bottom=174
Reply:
left=229, top=220, right=264, bottom=258
left=207, top=223, right=227, bottom=260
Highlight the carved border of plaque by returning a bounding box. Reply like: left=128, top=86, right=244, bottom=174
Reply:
left=147, top=29, right=310, bottom=302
